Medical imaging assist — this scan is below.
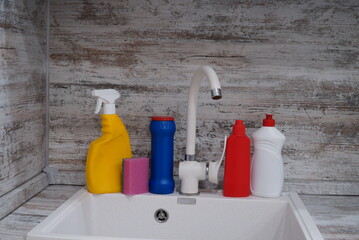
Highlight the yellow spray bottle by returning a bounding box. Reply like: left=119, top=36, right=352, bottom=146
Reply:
left=86, top=89, right=132, bottom=194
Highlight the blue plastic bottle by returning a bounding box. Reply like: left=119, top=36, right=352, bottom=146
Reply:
left=149, top=116, right=176, bottom=194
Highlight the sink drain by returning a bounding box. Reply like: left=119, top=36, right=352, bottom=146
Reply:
left=154, top=209, right=169, bottom=223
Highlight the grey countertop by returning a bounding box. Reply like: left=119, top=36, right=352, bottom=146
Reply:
left=0, top=185, right=358, bottom=240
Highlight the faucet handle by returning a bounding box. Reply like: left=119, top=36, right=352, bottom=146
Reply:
left=209, top=135, right=227, bottom=184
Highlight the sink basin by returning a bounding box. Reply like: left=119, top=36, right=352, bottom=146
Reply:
left=27, top=188, right=323, bottom=240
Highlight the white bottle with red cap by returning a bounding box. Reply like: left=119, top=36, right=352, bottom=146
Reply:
left=250, top=114, right=286, bottom=198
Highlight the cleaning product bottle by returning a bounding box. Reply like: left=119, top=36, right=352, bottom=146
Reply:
left=86, top=89, right=132, bottom=194
left=223, top=120, right=251, bottom=197
left=149, top=116, right=176, bottom=194
left=251, top=114, right=286, bottom=198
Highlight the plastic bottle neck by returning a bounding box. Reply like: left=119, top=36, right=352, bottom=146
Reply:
left=100, top=115, right=125, bottom=140
left=263, top=114, right=275, bottom=127
left=103, top=104, right=116, bottom=114
left=232, top=120, right=246, bottom=135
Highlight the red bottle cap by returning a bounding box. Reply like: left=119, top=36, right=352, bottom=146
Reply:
left=151, top=116, right=174, bottom=121
left=263, top=114, right=275, bottom=127
left=233, top=120, right=246, bottom=135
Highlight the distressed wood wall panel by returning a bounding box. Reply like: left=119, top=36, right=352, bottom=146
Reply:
left=0, top=173, right=48, bottom=220
left=0, top=185, right=81, bottom=239
left=49, top=0, right=358, bottom=194
left=0, top=0, right=47, bottom=210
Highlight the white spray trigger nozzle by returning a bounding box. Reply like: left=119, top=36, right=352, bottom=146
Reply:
left=92, top=89, right=121, bottom=114
left=209, top=135, right=227, bottom=184
left=94, top=98, right=103, bottom=114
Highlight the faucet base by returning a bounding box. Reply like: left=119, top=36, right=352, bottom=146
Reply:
left=179, top=191, right=200, bottom=196
left=179, top=161, right=206, bottom=195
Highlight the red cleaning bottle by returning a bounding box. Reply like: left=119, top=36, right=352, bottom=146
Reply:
left=223, top=120, right=251, bottom=197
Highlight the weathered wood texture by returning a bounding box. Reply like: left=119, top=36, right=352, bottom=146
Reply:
left=49, top=0, right=358, bottom=195
left=301, top=195, right=359, bottom=240
left=0, top=185, right=357, bottom=240
left=0, top=0, right=48, bottom=216
left=0, top=185, right=81, bottom=240
left=0, top=173, right=47, bottom=220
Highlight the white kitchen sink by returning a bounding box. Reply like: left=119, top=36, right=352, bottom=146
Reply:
left=27, top=188, right=323, bottom=240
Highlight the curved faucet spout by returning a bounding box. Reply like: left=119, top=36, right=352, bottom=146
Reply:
left=186, top=66, right=222, bottom=158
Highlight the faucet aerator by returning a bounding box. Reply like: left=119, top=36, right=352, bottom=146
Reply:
left=211, top=88, right=222, bottom=100
left=212, top=95, right=222, bottom=100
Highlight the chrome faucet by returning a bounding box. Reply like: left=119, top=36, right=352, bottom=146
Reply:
left=179, top=66, right=223, bottom=195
